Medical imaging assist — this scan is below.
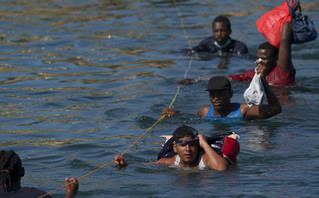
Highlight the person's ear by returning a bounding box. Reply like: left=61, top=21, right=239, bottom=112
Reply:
left=173, top=143, right=177, bottom=153
left=21, top=167, right=25, bottom=177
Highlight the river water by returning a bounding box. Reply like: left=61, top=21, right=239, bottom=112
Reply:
left=1, top=0, right=319, bottom=197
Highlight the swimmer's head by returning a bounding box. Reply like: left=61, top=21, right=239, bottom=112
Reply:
left=258, top=42, right=278, bottom=58
left=212, top=15, right=231, bottom=31
left=212, top=15, right=232, bottom=45
left=206, top=76, right=232, bottom=91
left=256, top=42, right=278, bottom=73
left=172, top=125, right=198, bottom=141
left=0, top=150, right=25, bottom=192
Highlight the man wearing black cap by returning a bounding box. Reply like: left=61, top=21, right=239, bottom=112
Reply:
left=163, top=68, right=281, bottom=120
left=198, top=76, right=242, bottom=119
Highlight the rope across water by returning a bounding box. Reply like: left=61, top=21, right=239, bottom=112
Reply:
left=38, top=1, right=194, bottom=197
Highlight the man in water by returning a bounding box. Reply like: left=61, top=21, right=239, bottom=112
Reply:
left=186, top=15, right=248, bottom=56
left=0, top=150, right=79, bottom=198
left=163, top=69, right=282, bottom=120
left=180, top=22, right=295, bottom=86
left=228, top=22, right=294, bottom=86
left=114, top=125, right=240, bottom=171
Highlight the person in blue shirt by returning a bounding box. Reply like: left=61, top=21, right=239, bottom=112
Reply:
left=163, top=68, right=281, bottom=120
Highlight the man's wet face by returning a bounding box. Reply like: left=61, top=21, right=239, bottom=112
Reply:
left=212, top=21, right=231, bottom=45
left=174, top=136, right=199, bottom=165
left=256, top=49, right=277, bottom=74
left=209, top=89, right=232, bottom=110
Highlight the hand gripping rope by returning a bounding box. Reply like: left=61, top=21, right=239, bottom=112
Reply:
left=38, top=1, right=194, bottom=197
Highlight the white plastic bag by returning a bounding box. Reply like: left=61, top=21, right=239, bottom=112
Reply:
left=243, top=69, right=264, bottom=107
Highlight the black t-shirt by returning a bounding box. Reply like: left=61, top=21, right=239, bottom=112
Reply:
left=0, top=187, right=52, bottom=198
left=191, top=36, right=248, bottom=55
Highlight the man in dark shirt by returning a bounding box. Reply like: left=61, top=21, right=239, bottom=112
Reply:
left=188, top=15, right=248, bottom=56
left=0, top=150, right=79, bottom=198
left=180, top=22, right=295, bottom=87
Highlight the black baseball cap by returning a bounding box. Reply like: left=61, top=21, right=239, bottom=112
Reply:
left=206, top=76, right=232, bottom=91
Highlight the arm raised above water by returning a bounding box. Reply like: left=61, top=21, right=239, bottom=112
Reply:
left=199, top=134, right=229, bottom=171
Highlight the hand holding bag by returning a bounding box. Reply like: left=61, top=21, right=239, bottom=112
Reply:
left=243, top=69, right=264, bottom=107
left=286, top=0, right=318, bottom=43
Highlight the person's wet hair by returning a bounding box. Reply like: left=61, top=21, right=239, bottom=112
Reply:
left=172, top=125, right=198, bottom=141
left=258, top=42, right=279, bottom=57
left=0, top=150, right=24, bottom=192
left=212, top=15, right=231, bottom=30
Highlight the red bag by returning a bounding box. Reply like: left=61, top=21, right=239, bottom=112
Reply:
left=256, top=1, right=291, bottom=48
left=221, top=137, right=240, bottom=164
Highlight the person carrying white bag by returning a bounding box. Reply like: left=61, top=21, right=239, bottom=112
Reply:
left=163, top=64, right=282, bottom=120
left=240, top=60, right=282, bottom=119
left=244, top=62, right=265, bottom=107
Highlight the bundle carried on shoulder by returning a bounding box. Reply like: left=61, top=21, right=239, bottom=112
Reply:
left=157, top=132, right=240, bottom=164
left=256, top=0, right=317, bottom=48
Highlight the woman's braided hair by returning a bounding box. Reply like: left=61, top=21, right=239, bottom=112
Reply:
left=0, top=150, right=23, bottom=192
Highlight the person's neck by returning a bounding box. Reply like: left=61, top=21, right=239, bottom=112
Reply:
left=213, top=103, right=234, bottom=117
left=214, top=39, right=231, bottom=48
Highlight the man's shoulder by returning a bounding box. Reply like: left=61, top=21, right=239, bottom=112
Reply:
left=198, top=105, right=211, bottom=117
left=231, top=38, right=246, bottom=45
left=20, top=187, right=50, bottom=197
left=267, top=64, right=295, bottom=86
left=239, top=102, right=249, bottom=110
left=191, top=36, right=215, bottom=52
left=239, top=103, right=251, bottom=118
left=201, top=104, right=211, bottom=109
left=272, top=64, right=295, bottom=74
left=229, top=38, right=248, bottom=52
left=157, top=155, right=176, bottom=165
left=0, top=187, right=51, bottom=198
